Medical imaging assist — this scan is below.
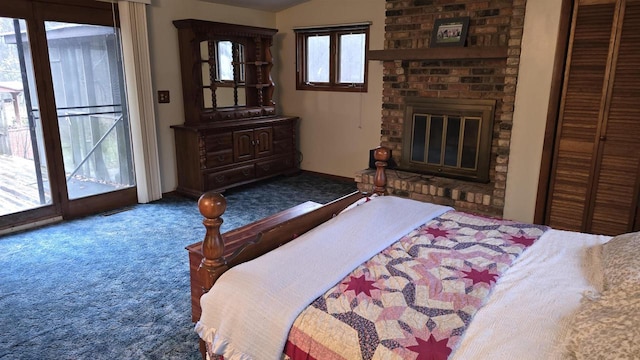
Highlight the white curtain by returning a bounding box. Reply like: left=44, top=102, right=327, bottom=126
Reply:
left=117, top=0, right=162, bottom=203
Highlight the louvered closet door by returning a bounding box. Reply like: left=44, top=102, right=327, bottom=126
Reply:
left=546, top=1, right=616, bottom=232
left=589, top=0, right=640, bottom=234
left=547, top=0, right=640, bottom=235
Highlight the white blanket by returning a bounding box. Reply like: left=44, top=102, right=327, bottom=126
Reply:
left=195, top=196, right=452, bottom=360
left=451, top=229, right=611, bottom=359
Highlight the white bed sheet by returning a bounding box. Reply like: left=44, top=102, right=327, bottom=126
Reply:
left=452, top=229, right=611, bottom=359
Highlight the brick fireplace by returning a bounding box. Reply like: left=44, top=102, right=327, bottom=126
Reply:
left=355, top=0, right=526, bottom=217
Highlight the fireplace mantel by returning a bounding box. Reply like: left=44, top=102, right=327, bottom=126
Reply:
left=368, top=46, right=508, bottom=61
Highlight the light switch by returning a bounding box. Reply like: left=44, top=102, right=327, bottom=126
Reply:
left=158, top=90, right=170, bottom=103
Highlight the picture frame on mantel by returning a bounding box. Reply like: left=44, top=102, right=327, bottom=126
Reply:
left=430, top=17, right=469, bottom=48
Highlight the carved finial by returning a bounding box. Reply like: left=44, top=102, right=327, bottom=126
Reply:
left=373, top=146, right=390, bottom=195
left=198, top=191, right=227, bottom=219
left=198, top=192, right=228, bottom=291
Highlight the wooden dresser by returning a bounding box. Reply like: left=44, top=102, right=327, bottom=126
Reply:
left=172, top=19, right=299, bottom=197
left=186, top=200, right=322, bottom=322
left=172, top=116, right=298, bottom=197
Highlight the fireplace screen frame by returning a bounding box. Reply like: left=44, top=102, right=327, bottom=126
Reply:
left=400, top=98, right=495, bottom=183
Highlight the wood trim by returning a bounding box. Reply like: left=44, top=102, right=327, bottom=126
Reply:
left=634, top=160, right=640, bottom=231
left=582, top=0, right=624, bottom=232
left=65, top=187, right=138, bottom=219
left=534, top=0, right=575, bottom=224
left=300, top=170, right=354, bottom=184
left=580, top=0, right=616, bottom=4
left=367, top=47, right=508, bottom=61
left=0, top=206, right=60, bottom=233
left=0, top=1, right=31, bottom=16
left=542, top=0, right=613, bottom=229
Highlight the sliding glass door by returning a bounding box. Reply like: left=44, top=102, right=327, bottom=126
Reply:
left=0, top=0, right=137, bottom=231
left=0, top=17, right=52, bottom=216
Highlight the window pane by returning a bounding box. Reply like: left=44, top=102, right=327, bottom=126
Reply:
left=444, top=116, right=460, bottom=167
left=339, top=33, right=365, bottom=83
left=411, top=114, right=427, bottom=162
left=307, top=35, right=329, bottom=83
left=461, top=118, right=480, bottom=169
left=0, top=17, right=53, bottom=215
left=217, top=41, right=233, bottom=81
left=427, top=116, right=443, bottom=164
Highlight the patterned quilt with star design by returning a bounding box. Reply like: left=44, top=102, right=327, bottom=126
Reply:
left=283, top=210, right=549, bottom=360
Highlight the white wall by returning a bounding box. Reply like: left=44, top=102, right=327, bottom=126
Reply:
left=274, top=0, right=385, bottom=178
left=145, top=0, right=276, bottom=194
left=503, top=0, right=563, bottom=222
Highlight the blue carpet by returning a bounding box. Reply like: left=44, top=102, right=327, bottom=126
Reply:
left=0, top=173, right=357, bottom=360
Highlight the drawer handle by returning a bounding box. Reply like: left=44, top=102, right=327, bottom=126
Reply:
left=215, top=175, right=225, bottom=183
left=261, top=164, right=271, bottom=171
left=242, top=169, right=251, bottom=176
left=217, top=155, right=226, bottom=162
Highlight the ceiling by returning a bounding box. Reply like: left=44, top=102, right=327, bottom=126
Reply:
left=199, top=0, right=310, bottom=12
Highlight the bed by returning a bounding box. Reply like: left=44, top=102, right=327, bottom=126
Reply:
left=189, top=147, right=640, bottom=360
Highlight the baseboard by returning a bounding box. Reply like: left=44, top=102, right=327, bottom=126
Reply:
left=0, top=216, right=63, bottom=236
left=300, top=170, right=355, bottom=184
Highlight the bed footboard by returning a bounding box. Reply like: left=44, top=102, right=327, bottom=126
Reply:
left=191, top=146, right=390, bottom=359
left=195, top=145, right=390, bottom=293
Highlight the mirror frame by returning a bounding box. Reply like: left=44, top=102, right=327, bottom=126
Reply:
left=173, top=19, right=278, bottom=124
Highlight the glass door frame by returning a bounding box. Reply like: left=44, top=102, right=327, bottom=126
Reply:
left=0, top=0, right=137, bottom=231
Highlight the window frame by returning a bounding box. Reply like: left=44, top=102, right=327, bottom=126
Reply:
left=295, top=23, right=369, bottom=92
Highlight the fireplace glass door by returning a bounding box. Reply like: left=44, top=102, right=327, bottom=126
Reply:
left=401, top=98, right=494, bottom=183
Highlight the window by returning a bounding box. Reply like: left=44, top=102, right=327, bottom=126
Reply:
left=295, top=23, right=369, bottom=92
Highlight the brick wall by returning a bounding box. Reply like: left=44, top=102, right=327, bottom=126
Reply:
left=356, top=0, right=526, bottom=217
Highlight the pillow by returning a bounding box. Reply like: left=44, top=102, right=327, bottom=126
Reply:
left=602, top=231, right=640, bottom=289
left=564, top=285, right=640, bottom=360
left=582, top=243, right=605, bottom=293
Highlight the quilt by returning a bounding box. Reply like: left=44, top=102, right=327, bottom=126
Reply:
left=283, top=211, right=549, bottom=360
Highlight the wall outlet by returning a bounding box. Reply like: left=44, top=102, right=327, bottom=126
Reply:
left=158, top=90, right=170, bottom=103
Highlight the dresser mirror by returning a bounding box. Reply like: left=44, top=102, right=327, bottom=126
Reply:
left=173, top=19, right=278, bottom=123
left=200, top=40, right=247, bottom=109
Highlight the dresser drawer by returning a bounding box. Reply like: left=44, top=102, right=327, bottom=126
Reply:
left=205, top=150, right=233, bottom=168
left=203, top=132, right=232, bottom=152
left=256, top=156, right=294, bottom=178
left=206, top=165, right=255, bottom=189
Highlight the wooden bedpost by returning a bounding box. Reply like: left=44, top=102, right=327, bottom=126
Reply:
left=197, top=192, right=229, bottom=292
left=373, top=146, right=390, bottom=195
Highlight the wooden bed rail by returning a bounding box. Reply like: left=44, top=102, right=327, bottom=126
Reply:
left=196, top=146, right=390, bottom=294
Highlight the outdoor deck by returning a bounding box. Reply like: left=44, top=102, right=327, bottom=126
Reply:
left=0, top=154, right=119, bottom=217
left=0, top=154, right=51, bottom=216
